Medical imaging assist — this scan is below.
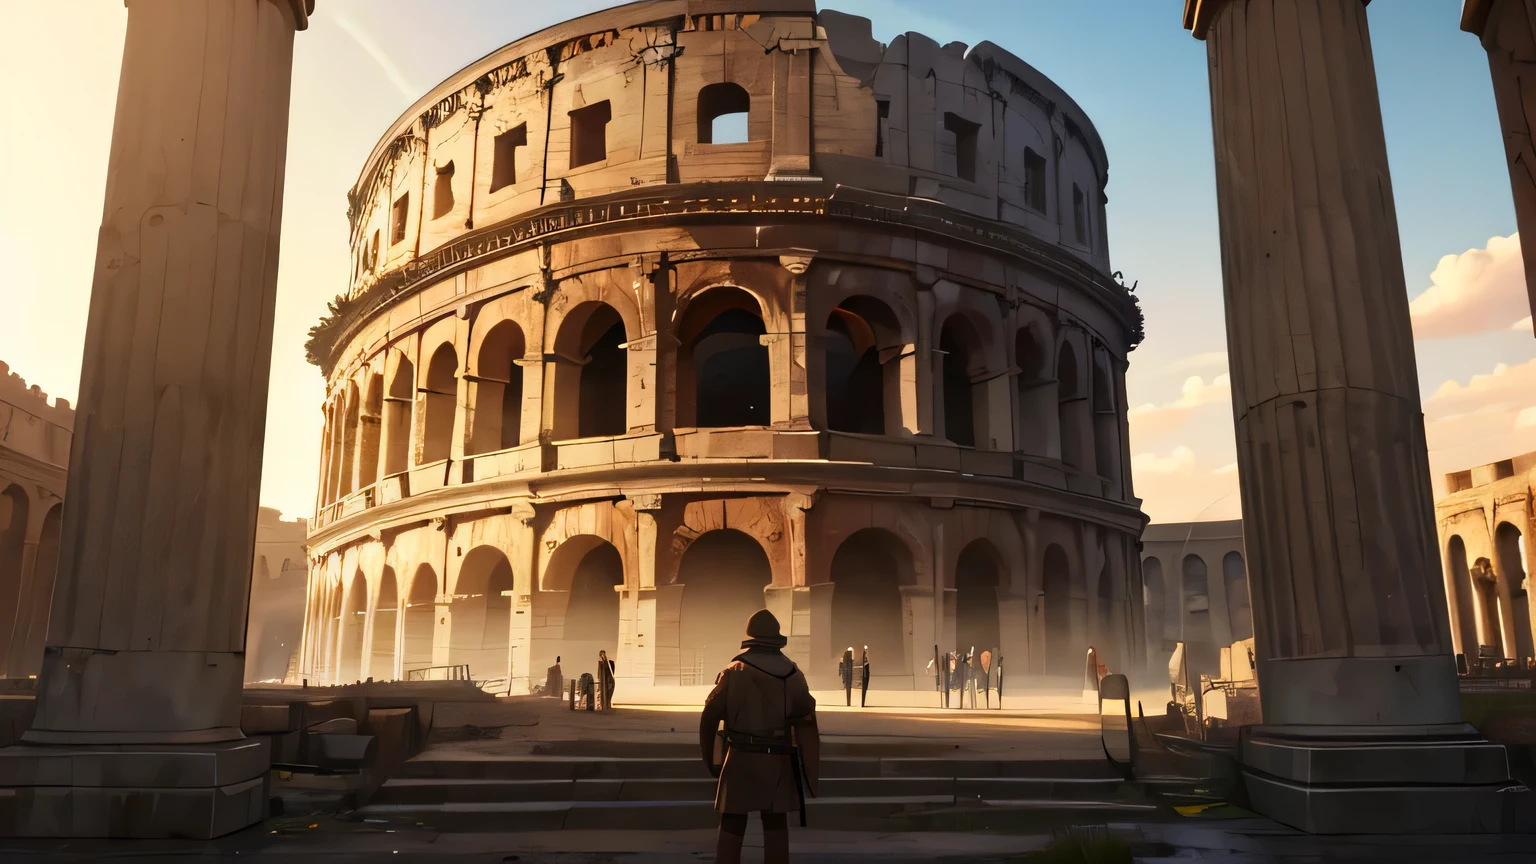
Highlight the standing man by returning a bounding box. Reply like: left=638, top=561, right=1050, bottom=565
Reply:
left=597, top=650, right=616, bottom=711
left=840, top=646, right=855, bottom=707
left=699, top=610, right=819, bottom=864
left=859, top=647, right=870, bottom=708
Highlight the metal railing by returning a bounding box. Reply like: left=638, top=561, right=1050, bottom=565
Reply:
left=405, top=664, right=471, bottom=682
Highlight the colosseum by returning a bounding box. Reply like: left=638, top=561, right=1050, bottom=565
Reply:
left=299, top=0, right=1147, bottom=697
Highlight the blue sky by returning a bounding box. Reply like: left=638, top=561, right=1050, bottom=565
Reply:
left=2, top=0, right=1531, bottom=522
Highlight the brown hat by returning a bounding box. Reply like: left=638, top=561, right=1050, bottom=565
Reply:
left=742, top=609, right=787, bottom=648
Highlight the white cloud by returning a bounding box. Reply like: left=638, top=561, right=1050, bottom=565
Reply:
left=1128, top=373, right=1231, bottom=438
left=1516, top=407, right=1536, bottom=429
left=1516, top=316, right=1533, bottom=333
left=1131, top=446, right=1196, bottom=475
left=1214, top=462, right=1238, bottom=474
left=1425, top=357, right=1536, bottom=495
left=1163, top=351, right=1229, bottom=376
left=1410, top=233, right=1528, bottom=339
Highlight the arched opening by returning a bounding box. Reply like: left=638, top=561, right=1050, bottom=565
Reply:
left=1041, top=544, right=1073, bottom=675
left=824, top=305, right=887, bottom=435
left=339, top=384, right=360, bottom=496
left=1496, top=523, right=1532, bottom=663
left=338, top=571, right=368, bottom=683
left=937, top=316, right=986, bottom=447
left=14, top=503, right=61, bottom=676
left=1014, top=325, right=1052, bottom=456
left=697, top=82, right=750, bottom=144
left=565, top=542, right=624, bottom=666
left=1142, top=556, right=1166, bottom=657
left=679, top=530, right=774, bottom=680
left=1472, top=556, right=1504, bottom=654
left=1092, top=358, right=1118, bottom=485
left=677, top=288, right=769, bottom=428
left=359, top=375, right=382, bottom=488
left=469, top=320, right=526, bottom=455
left=1057, top=342, right=1088, bottom=470
left=1223, top=551, right=1251, bottom=642
left=370, top=566, right=399, bottom=680
left=954, top=540, right=1002, bottom=657
left=1181, top=554, right=1216, bottom=675
left=0, top=485, right=31, bottom=673
left=402, top=564, right=437, bottom=676
left=551, top=302, right=628, bottom=440
left=1448, top=536, right=1478, bottom=657
left=1097, top=558, right=1116, bottom=655
left=830, top=529, right=910, bottom=678
left=420, top=343, right=458, bottom=464
left=319, top=578, right=343, bottom=681
left=383, top=354, right=414, bottom=477
left=450, top=547, right=514, bottom=681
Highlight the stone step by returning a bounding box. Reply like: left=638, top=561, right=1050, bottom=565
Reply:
left=370, top=774, right=1133, bottom=805
left=354, top=795, right=1163, bottom=833
left=393, top=756, right=1122, bottom=782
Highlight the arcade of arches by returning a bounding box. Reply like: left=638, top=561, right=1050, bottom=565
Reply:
left=1437, top=452, right=1536, bottom=669
left=301, top=496, right=1142, bottom=691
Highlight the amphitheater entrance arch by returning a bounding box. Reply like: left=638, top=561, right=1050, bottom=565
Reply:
left=677, top=530, right=774, bottom=682
left=1497, top=522, right=1532, bottom=663
left=954, top=539, right=1002, bottom=657
left=829, top=528, right=911, bottom=679
left=451, top=547, right=514, bottom=682
left=1041, top=544, right=1074, bottom=675
left=402, top=564, right=438, bottom=676
left=370, top=566, right=399, bottom=680
left=338, top=570, right=367, bottom=683
left=535, top=536, right=625, bottom=682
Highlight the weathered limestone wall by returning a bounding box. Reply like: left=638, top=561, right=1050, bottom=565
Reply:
left=0, top=362, right=74, bottom=679
left=1437, top=451, right=1536, bottom=667
left=301, top=1, right=1147, bottom=695
left=245, top=507, right=309, bottom=683
left=1139, top=519, right=1253, bottom=679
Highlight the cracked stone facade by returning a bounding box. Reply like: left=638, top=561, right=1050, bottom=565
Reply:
left=301, top=0, right=1148, bottom=695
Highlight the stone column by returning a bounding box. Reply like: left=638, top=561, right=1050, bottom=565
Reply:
left=1183, top=0, right=1517, bottom=834
left=0, top=0, right=311, bottom=839
left=1462, top=0, right=1536, bottom=336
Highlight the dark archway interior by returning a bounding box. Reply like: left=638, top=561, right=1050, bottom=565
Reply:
left=1042, top=544, right=1072, bottom=675
left=830, top=529, right=907, bottom=676
left=564, top=543, right=624, bottom=662
left=825, top=308, right=884, bottom=434
left=15, top=504, right=62, bottom=676
left=1181, top=554, right=1217, bottom=675
left=339, top=572, right=368, bottom=683
left=0, top=487, right=32, bottom=675
left=370, top=566, right=398, bottom=679
left=1497, top=523, right=1532, bottom=662
left=422, top=343, right=458, bottom=464
left=954, top=541, right=1001, bottom=656
left=383, top=356, right=414, bottom=476
left=402, top=565, right=437, bottom=675
left=1057, top=342, right=1084, bottom=469
left=939, top=320, right=976, bottom=447
left=678, top=530, right=773, bottom=679
left=1143, top=557, right=1166, bottom=653
left=1223, top=551, right=1252, bottom=642
left=693, top=309, right=769, bottom=428
left=1015, top=326, right=1051, bottom=456
left=471, top=320, right=526, bottom=454
left=450, top=548, right=514, bottom=681
left=578, top=311, right=627, bottom=438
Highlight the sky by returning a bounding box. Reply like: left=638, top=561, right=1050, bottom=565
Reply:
left=0, top=0, right=1532, bottom=524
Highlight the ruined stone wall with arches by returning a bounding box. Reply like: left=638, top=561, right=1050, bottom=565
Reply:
left=299, top=1, right=1148, bottom=693
left=1437, top=452, right=1536, bottom=670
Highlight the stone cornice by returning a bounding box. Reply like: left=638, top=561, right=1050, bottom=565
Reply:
left=1184, top=0, right=1370, bottom=40
left=305, top=459, right=1147, bottom=553
left=307, top=181, right=1144, bottom=377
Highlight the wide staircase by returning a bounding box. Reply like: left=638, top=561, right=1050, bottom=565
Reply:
left=355, top=740, right=1164, bottom=833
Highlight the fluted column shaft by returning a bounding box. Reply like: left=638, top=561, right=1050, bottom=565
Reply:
left=30, top=0, right=308, bottom=744
left=1463, top=0, right=1536, bottom=336
left=1198, top=0, right=1460, bottom=729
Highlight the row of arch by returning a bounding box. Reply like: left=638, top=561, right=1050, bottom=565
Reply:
left=1446, top=522, right=1530, bottom=664
left=1142, top=551, right=1252, bottom=674
left=0, top=482, right=63, bottom=679
left=306, top=526, right=1107, bottom=687
left=316, top=281, right=1124, bottom=509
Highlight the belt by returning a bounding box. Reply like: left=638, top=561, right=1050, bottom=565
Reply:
left=723, top=730, right=793, bottom=755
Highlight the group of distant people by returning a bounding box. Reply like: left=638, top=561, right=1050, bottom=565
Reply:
left=535, top=650, right=617, bottom=710
left=927, top=646, right=1003, bottom=709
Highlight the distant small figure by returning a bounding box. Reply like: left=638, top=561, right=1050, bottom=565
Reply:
left=546, top=656, right=564, bottom=699
left=598, top=649, right=616, bottom=710
left=859, top=646, right=870, bottom=708
left=980, top=649, right=993, bottom=709
left=946, top=651, right=960, bottom=709
left=839, top=646, right=855, bottom=706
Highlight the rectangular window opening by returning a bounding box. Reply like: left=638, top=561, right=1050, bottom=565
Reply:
left=1024, top=147, right=1047, bottom=213
left=432, top=161, right=455, bottom=220
left=943, top=112, right=979, bottom=182
left=1072, top=184, right=1087, bottom=245
left=876, top=99, right=890, bottom=158
left=391, top=193, right=409, bottom=245
left=569, top=100, right=613, bottom=170
left=491, top=124, right=527, bottom=193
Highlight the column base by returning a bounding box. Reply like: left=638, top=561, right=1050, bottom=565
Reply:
left=1240, top=725, right=1534, bottom=834
left=0, top=737, right=270, bottom=838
